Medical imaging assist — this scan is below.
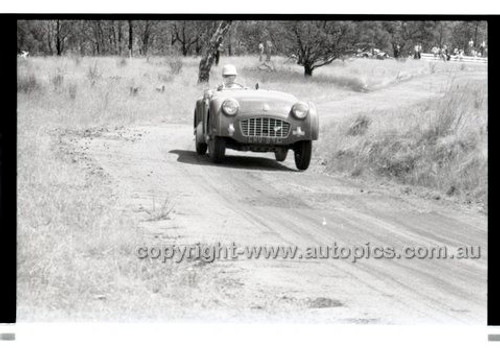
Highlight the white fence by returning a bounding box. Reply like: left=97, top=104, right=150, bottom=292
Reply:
left=420, top=53, right=487, bottom=64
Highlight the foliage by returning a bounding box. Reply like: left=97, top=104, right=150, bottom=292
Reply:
left=18, top=20, right=488, bottom=63
left=281, top=21, right=359, bottom=76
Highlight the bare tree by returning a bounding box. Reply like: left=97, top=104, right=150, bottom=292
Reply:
left=197, top=21, right=232, bottom=84
left=134, top=20, right=156, bottom=55
left=55, top=20, right=65, bottom=56
left=45, top=21, right=54, bottom=55
left=171, top=21, right=201, bottom=56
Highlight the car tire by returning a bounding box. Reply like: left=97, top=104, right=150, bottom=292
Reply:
left=275, top=148, right=288, bottom=162
left=195, top=122, right=207, bottom=155
left=294, top=140, right=312, bottom=170
left=209, top=136, right=226, bottom=163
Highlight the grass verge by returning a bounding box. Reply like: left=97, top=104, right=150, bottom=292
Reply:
left=317, top=81, right=487, bottom=206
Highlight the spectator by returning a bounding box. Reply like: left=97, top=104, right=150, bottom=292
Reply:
left=258, top=42, right=264, bottom=62
left=414, top=43, right=422, bottom=59
left=480, top=41, right=486, bottom=57
left=468, top=38, right=474, bottom=55
left=443, top=45, right=450, bottom=61
left=394, top=44, right=400, bottom=59
left=215, top=38, right=223, bottom=66
left=265, top=40, right=273, bottom=62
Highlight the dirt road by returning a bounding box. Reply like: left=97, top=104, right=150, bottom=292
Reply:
left=78, top=73, right=487, bottom=324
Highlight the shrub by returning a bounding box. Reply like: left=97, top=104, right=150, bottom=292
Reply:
left=18, top=72, right=40, bottom=93
left=68, top=83, right=78, bottom=100
left=429, top=62, right=437, bottom=74
left=157, top=73, right=173, bottom=83
left=87, top=61, right=102, bottom=86
left=168, top=56, right=183, bottom=75
left=346, top=114, right=371, bottom=136
left=117, top=57, right=127, bottom=67
left=72, top=55, right=82, bottom=67
left=51, top=69, right=65, bottom=91
left=321, top=82, right=487, bottom=204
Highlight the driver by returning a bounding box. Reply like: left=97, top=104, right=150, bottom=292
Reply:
left=218, top=64, right=243, bottom=90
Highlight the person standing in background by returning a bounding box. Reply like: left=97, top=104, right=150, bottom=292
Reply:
left=215, top=37, right=223, bottom=66
left=414, top=43, right=422, bottom=59
left=265, top=40, right=273, bottom=62
left=394, top=44, right=400, bottom=59
left=258, top=42, right=264, bottom=62
left=468, top=39, right=474, bottom=55
left=480, top=41, right=486, bottom=57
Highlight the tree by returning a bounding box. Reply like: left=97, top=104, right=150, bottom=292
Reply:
left=128, top=20, right=133, bottom=58
left=171, top=21, right=201, bottom=56
left=383, top=21, right=437, bottom=56
left=198, top=21, right=232, bottom=84
left=136, top=20, right=160, bottom=55
left=450, top=21, right=487, bottom=52
left=283, top=21, right=358, bottom=77
left=354, top=21, right=391, bottom=53
left=433, top=21, right=453, bottom=48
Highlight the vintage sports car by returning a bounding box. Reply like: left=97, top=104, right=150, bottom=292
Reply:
left=193, top=84, right=319, bottom=170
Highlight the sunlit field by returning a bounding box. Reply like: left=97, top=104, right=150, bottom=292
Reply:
left=17, top=55, right=487, bottom=320
left=18, top=55, right=487, bottom=127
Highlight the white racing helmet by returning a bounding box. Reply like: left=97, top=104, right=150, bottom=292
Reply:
left=222, top=64, right=237, bottom=77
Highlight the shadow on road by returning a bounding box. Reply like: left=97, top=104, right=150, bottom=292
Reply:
left=169, top=149, right=295, bottom=172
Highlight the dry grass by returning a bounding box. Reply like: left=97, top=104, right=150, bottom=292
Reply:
left=142, top=197, right=176, bottom=222
left=17, top=124, right=229, bottom=320
left=17, top=55, right=485, bottom=128
left=317, top=81, right=487, bottom=205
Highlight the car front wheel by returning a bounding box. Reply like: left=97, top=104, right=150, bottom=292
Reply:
left=208, top=136, right=226, bottom=163
left=294, top=140, right=312, bottom=170
left=195, top=122, right=207, bottom=155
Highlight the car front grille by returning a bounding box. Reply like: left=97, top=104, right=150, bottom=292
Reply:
left=240, top=117, right=291, bottom=138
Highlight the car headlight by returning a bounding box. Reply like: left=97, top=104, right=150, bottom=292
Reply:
left=222, top=99, right=239, bottom=116
left=292, top=102, right=309, bottom=119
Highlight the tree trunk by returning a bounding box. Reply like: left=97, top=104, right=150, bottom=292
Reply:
left=304, top=64, right=314, bottom=77
left=118, top=21, right=123, bottom=55
left=111, top=20, right=117, bottom=55
left=142, top=21, right=151, bottom=56
left=142, top=34, right=149, bottom=55
left=473, top=22, right=479, bottom=48
left=56, top=20, right=62, bottom=56
left=198, top=21, right=231, bottom=84
left=128, top=20, right=133, bottom=58
left=46, top=22, right=53, bottom=55
left=227, top=29, right=232, bottom=56
left=195, top=40, right=202, bottom=55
